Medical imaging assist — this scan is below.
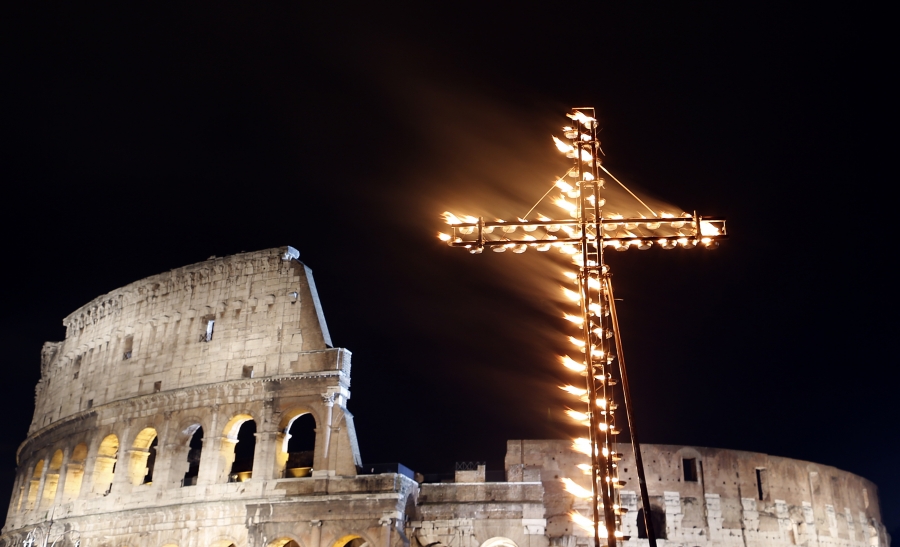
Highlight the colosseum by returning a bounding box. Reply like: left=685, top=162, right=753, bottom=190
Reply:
left=1, top=247, right=890, bottom=547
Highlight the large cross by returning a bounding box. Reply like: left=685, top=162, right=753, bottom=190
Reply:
left=439, top=107, right=726, bottom=547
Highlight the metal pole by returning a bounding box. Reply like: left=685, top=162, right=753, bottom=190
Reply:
left=605, top=276, right=657, bottom=547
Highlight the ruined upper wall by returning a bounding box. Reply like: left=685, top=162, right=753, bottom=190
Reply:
left=30, top=247, right=348, bottom=435
left=505, top=440, right=888, bottom=547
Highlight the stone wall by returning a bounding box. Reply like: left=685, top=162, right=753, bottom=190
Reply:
left=504, top=441, right=890, bottom=547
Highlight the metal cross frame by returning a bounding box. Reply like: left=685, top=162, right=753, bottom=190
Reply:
left=440, top=107, right=726, bottom=547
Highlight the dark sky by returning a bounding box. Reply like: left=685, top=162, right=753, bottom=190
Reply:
left=2, top=1, right=895, bottom=533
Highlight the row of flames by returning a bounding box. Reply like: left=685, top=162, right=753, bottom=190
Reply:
left=440, top=110, right=634, bottom=542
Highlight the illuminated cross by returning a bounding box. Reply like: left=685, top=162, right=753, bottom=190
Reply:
left=439, top=108, right=726, bottom=547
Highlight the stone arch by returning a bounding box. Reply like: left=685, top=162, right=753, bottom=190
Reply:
left=127, top=427, right=159, bottom=485
left=209, top=539, right=238, bottom=547
left=26, top=459, right=44, bottom=509
left=183, top=424, right=204, bottom=487
left=276, top=408, right=317, bottom=478
left=64, top=442, right=88, bottom=501
left=481, top=538, right=519, bottom=547
left=223, top=414, right=256, bottom=482
left=267, top=538, right=301, bottom=547
left=41, top=449, right=64, bottom=507
left=93, top=434, right=118, bottom=494
left=332, top=535, right=370, bottom=547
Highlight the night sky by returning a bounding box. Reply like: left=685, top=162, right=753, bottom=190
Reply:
left=2, top=2, right=895, bottom=533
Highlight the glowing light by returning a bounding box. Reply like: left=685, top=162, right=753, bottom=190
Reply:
left=568, top=336, right=586, bottom=348
left=563, top=271, right=577, bottom=280
left=563, top=314, right=583, bottom=326
left=442, top=212, right=462, bottom=225
left=584, top=172, right=595, bottom=181
left=566, top=111, right=597, bottom=128
left=572, top=437, right=593, bottom=456
left=576, top=463, right=592, bottom=474
left=437, top=232, right=451, bottom=242
left=700, top=220, right=720, bottom=236
left=553, top=197, right=576, bottom=212
left=555, top=179, right=573, bottom=192
left=561, top=287, right=581, bottom=301
left=566, top=409, right=590, bottom=422
left=597, top=398, right=607, bottom=409
left=561, top=478, right=593, bottom=498
left=560, top=385, right=588, bottom=396
left=519, top=218, right=538, bottom=232
left=553, top=136, right=574, bottom=153
left=561, top=355, right=586, bottom=372
left=569, top=511, right=608, bottom=537
left=560, top=244, right=578, bottom=254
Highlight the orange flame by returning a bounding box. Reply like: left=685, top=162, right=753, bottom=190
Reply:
left=561, top=478, right=593, bottom=499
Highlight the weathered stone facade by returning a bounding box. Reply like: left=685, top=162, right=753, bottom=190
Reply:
left=1, top=248, right=889, bottom=547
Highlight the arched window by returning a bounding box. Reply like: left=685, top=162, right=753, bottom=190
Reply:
left=228, top=419, right=256, bottom=482
left=268, top=540, right=301, bottom=547
left=278, top=411, right=316, bottom=478
left=93, top=434, right=118, bottom=494
left=481, top=538, right=519, bottom=547
left=127, top=428, right=158, bottom=485
left=333, top=536, right=368, bottom=547
left=183, top=426, right=203, bottom=486
left=63, top=443, right=88, bottom=501
left=637, top=506, right=667, bottom=539
left=41, top=450, right=64, bottom=507
left=26, top=460, right=44, bottom=509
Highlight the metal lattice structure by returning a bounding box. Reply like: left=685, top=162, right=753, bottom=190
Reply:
left=439, top=107, right=726, bottom=547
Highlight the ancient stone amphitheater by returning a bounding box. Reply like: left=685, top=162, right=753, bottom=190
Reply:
left=1, top=248, right=889, bottom=547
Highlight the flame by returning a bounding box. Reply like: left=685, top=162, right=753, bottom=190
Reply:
left=579, top=149, right=593, bottom=162
left=572, top=437, right=593, bottom=455
left=596, top=398, right=607, bottom=409
left=583, top=172, right=595, bottom=181
left=437, top=232, right=452, bottom=242
left=568, top=336, right=586, bottom=347
left=567, top=111, right=597, bottom=127
left=563, top=271, right=577, bottom=280
left=442, top=212, right=462, bottom=225
left=700, top=221, right=720, bottom=236
left=563, top=314, right=583, bottom=325
left=561, top=287, right=581, bottom=301
left=555, top=179, right=573, bottom=192
left=561, top=355, right=586, bottom=372
left=553, top=197, right=576, bottom=211
left=561, top=477, right=593, bottom=499
left=553, top=136, right=573, bottom=153
left=566, top=409, right=590, bottom=422
left=569, top=511, right=609, bottom=537
left=576, top=463, right=592, bottom=474
left=560, top=385, right=588, bottom=396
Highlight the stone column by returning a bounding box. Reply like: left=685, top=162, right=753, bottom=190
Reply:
left=33, top=459, right=49, bottom=511
left=252, top=430, right=280, bottom=480
left=310, top=520, right=323, bottom=547
left=380, top=515, right=394, bottom=547
left=213, top=436, right=237, bottom=484
left=52, top=449, right=71, bottom=506
left=321, top=393, right=335, bottom=462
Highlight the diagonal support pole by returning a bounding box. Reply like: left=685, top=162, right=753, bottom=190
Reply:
left=606, top=276, right=657, bottom=547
